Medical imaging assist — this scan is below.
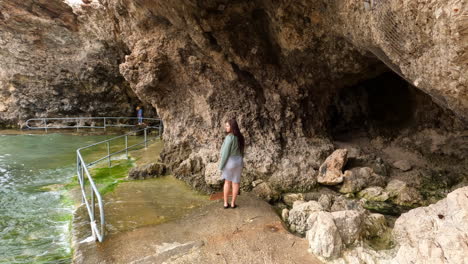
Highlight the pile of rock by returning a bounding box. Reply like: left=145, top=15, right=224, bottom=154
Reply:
left=317, top=149, right=423, bottom=214
left=282, top=196, right=391, bottom=261
left=281, top=185, right=468, bottom=263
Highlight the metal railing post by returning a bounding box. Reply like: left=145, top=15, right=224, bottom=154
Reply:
left=91, top=189, right=95, bottom=220
left=107, top=142, right=111, bottom=167
left=103, top=117, right=106, bottom=130
left=158, top=123, right=162, bottom=138
left=74, top=125, right=161, bottom=243
left=125, top=135, right=128, bottom=159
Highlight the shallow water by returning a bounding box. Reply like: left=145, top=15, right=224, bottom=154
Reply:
left=104, top=176, right=211, bottom=235
left=0, top=132, right=148, bottom=263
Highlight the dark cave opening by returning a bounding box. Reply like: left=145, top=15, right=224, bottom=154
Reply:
left=328, top=71, right=419, bottom=139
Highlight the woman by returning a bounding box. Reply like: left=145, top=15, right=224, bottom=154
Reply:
left=219, top=118, right=245, bottom=209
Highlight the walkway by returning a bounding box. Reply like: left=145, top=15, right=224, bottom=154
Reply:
left=71, top=141, right=322, bottom=264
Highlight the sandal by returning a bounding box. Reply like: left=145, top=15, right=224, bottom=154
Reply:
left=230, top=204, right=237, bottom=209
left=224, top=204, right=230, bottom=209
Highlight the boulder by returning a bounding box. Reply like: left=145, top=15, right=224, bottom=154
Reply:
left=288, top=201, right=323, bottom=235
left=392, top=186, right=468, bottom=264
left=306, top=211, right=343, bottom=259
left=339, top=167, right=386, bottom=193
left=331, top=210, right=364, bottom=245
left=362, top=213, right=387, bottom=238
left=251, top=182, right=280, bottom=202
left=127, top=162, right=166, bottom=180
left=283, top=193, right=304, bottom=207
left=385, top=179, right=423, bottom=206
left=392, top=160, right=412, bottom=171
left=317, top=149, right=348, bottom=185
left=330, top=195, right=365, bottom=212
left=358, top=186, right=390, bottom=202
left=204, top=162, right=223, bottom=186
left=318, top=194, right=333, bottom=211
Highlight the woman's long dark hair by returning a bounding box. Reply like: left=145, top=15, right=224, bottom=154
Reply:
left=227, top=118, right=245, bottom=155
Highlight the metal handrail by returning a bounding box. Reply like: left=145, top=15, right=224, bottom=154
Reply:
left=76, top=126, right=161, bottom=242
left=24, top=117, right=162, bottom=131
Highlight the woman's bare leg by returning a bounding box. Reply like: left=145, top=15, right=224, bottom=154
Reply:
left=231, top=183, right=240, bottom=207
left=223, top=180, right=232, bottom=206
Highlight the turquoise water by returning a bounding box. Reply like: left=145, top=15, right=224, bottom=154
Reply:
left=0, top=132, right=146, bottom=263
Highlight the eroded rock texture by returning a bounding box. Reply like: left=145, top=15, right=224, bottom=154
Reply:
left=98, top=0, right=467, bottom=192
left=1, top=0, right=466, bottom=195
left=0, top=0, right=146, bottom=127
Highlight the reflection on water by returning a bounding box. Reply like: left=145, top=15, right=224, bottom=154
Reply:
left=0, top=132, right=147, bottom=263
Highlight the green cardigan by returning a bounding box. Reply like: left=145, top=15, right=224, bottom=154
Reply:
left=219, top=134, right=242, bottom=171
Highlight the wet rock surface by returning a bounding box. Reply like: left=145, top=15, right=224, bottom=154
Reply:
left=73, top=193, right=320, bottom=264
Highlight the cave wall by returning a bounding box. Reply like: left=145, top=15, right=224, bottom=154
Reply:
left=92, top=0, right=466, bottom=192
left=1, top=0, right=466, bottom=193
left=0, top=0, right=150, bottom=127
left=99, top=0, right=394, bottom=192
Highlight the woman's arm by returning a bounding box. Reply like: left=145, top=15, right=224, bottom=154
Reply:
left=218, top=135, right=233, bottom=171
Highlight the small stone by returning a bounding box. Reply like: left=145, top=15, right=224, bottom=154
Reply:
left=252, top=182, right=280, bottom=202
left=385, top=180, right=422, bottom=206
left=331, top=195, right=365, bottom=212
left=358, top=186, right=390, bottom=202
left=281, top=208, right=289, bottom=222
left=340, top=167, right=386, bottom=194
left=318, top=194, right=333, bottom=211
left=393, top=160, right=412, bottom=171
left=283, top=193, right=304, bottom=207
left=363, top=213, right=387, bottom=238
left=317, top=149, right=348, bottom=185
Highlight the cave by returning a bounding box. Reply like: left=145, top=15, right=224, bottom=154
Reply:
left=327, top=70, right=458, bottom=141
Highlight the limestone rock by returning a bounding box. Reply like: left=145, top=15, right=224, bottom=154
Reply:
left=317, top=149, right=348, bottom=185
left=339, top=167, right=386, bottom=193
left=358, top=186, right=390, bottom=202
left=330, top=246, right=394, bottom=264
left=203, top=162, right=222, bottom=186
left=331, top=210, right=364, bottom=245
left=251, top=182, right=279, bottom=202
left=385, top=180, right=423, bottom=206
left=393, top=160, right=412, bottom=171
left=281, top=208, right=289, bottom=222
left=330, top=196, right=364, bottom=212
left=288, top=201, right=323, bottom=235
left=362, top=213, right=387, bottom=238
left=318, top=194, right=333, bottom=211
left=282, top=193, right=304, bottom=207
left=392, top=186, right=468, bottom=264
left=306, top=211, right=343, bottom=259
left=128, top=162, right=166, bottom=180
